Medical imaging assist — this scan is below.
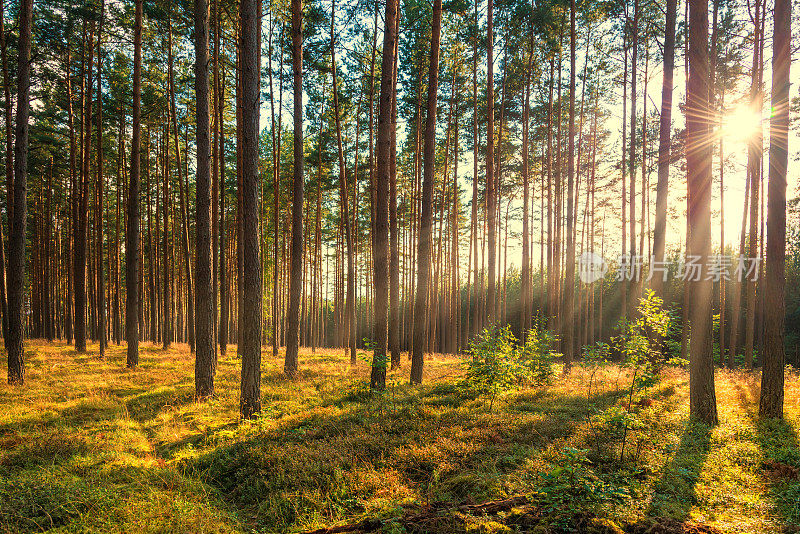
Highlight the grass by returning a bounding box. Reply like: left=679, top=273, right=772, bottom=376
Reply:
left=0, top=340, right=798, bottom=533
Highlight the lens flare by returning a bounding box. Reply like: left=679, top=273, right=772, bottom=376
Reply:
left=721, top=105, right=762, bottom=142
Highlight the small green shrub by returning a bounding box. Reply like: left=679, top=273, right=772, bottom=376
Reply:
left=463, top=323, right=559, bottom=410
left=518, top=319, right=559, bottom=386
left=614, top=289, right=679, bottom=378
left=537, top=447, right=629, bottom=516
left=463, top=326, right=520, bottom=411
left=589, top=290, right=680, bottom=463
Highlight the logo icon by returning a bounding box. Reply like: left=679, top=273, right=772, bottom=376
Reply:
left=579, top=251, right=607, bottom=283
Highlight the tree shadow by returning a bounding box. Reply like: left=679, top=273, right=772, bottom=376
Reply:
left=153, top=421, right=238, bottom=459
left=0, top=400, right=122, bottom=472
left=737, top=379, right=800, bottom=528
left=0, top=460, right=241, bottom=533
left=645, top=419, right=713, bottom=521
left=124, top=386, right=196, bottom=425
left=182, top=380, right=646, bottom=531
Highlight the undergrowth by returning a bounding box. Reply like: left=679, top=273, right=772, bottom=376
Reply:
left=0, top=340, right=798, bottom=533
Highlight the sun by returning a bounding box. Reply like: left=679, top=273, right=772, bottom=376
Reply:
left=721, top=104, right=762, bottom=142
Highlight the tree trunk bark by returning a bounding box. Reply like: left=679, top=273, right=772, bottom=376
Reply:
left=168, top=11, right=195, bottom=354
left=217, top=3, right=228, bottom=356
left=744, top=0, right=763, bottom=369
left=388, top=17, right=401, bottom=368
left=285, top=0, right=304, bottom=377
left=521, top=40, right=533, bottom=339
left=330, top=0, right=356, bottom=366
left=563, top=0, right=577, bottom=369
left=6, top=0, right=32, bottom=384
left=96, top=2, right=106, bottom=354
left=410, top=0, right=442, bottom=384
left=75, top=21, right=94, bottom=354
left=240, top=0, right=262, bottom=417
left=163, top=111, right=171, bottom=347
left=759, top=0, right=789, bottom=419
left=126, top=0, right=142, bottom=367
left=652, top=0, right=677, bottom=298
left=628, top=0, right=638, bottom=311
left=372, top=0, right=398, bottom=389
left=0, top=0, right=11, bottom=344
left=485, top=0, right=496, bottom=326
left=194, top=0, right=215, bottom=398
left=687, top=0, right=718, bottom=426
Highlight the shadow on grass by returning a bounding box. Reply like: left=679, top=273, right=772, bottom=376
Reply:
left=125, top=386, right=196, bottom=424
left=738, top=380, right=800, bottom=528
left=756, top=417, right=800, bottom=527
left=645, top=419, right=712, bottom=521
left=182, top=381, right=638, bottom=532
left=0, top=400, right=122, bottom=472
left=0, top=461, right=240, bottom=533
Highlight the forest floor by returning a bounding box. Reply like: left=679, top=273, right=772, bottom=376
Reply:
left=1, top=340, right=799, bottom=533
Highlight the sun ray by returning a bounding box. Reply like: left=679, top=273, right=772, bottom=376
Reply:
left=720, top=105, right=763, bottom=142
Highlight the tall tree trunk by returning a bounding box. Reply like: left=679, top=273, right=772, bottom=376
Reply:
left=96, top=1, right=106, bottom=355
left=269, top=15, right=282, bottom=359
left=450, top=101, right=460, bottom=354
left=168, top=11, right=195, bottom=354
left=563, top=0, right=576, bottom=368
left=728, top=165, right=750, bottom=367
left=75, top=22, right=94, bottom=354
left=44, top=163, right=53, bottom=341
left=0, top=3, right=7, bottom=339
left=620, top=32, right=628, bottom=324
left=240, top=0, right=262, bottom=417
left=471, top=0, right=479, bottom=338
left=1, top=0, right=11, bottom=240
left=285, top=0, right=304, bottom=377
left=410, top=0, right=442, bottom=384
left=127, top=0, right=142, bottom=367
left=555, top=30, right=563, bottom=335
left=628, top=0, right=638, bottom=308
left=163, top=116, right=171, bottom=347
left=66, top=45, right=76, bottom=345
left=759, top=0, right=789, bottom=418
left=709, top=0, right=721, bottom=365
left=372, top=0, right=398, bottom=389
left=686, top=0, right=718, bottom=426
left=217, top=3, right=228, bottom=356
left=652, top=0, right=677, bottom=298
left=485, top=0, right=496, bottom=325
left=114, top=108, right=123, bottom=345
left=388, top=17, right=401, bottom=368
left=312, top=100, right=324, bottom=352
left=521, top=40, right=532, bottom=338
left=546, top=61, right=554, bottom=327
left=211, top=0, right=220, bottom=361
left=195, top=0, right=215, bottom=397
left=147, top=133, right=156, bottom=342
left=330, top=0, right=356, bottom=366
left=6, top=0, right=32, bottom=384
left=0, top=0, right=14, bottom=344
left=368, top=8, right=378, bottom=350
left=744, top=0, right=763, bottom=369
left=0, top=0, right=9, bottom=342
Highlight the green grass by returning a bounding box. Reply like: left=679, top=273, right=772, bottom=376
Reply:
left=1, top=340, right=798, bottom=533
